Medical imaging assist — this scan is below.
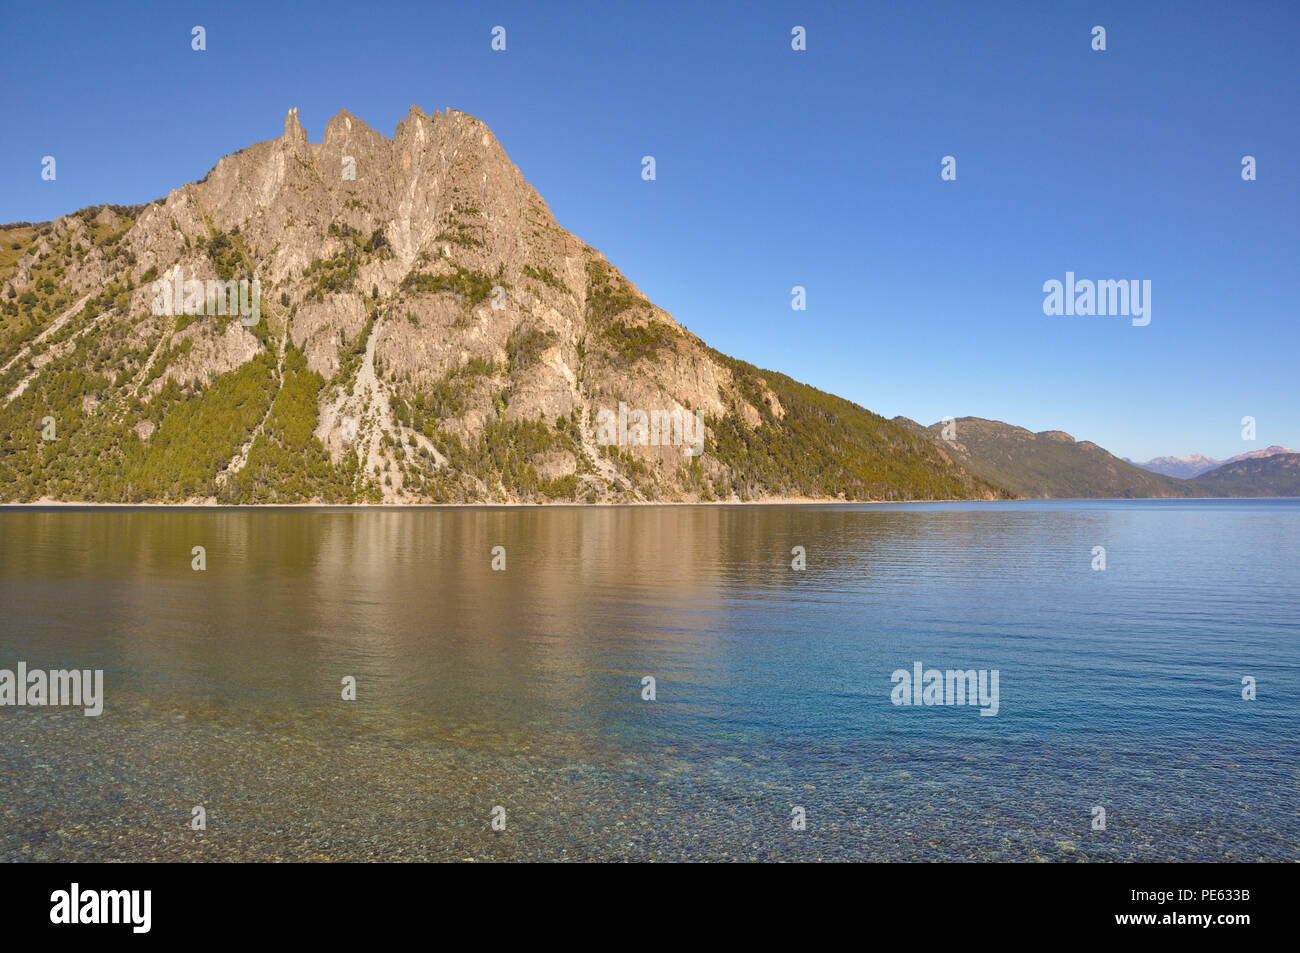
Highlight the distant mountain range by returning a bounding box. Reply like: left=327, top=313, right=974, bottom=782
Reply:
left=894, top=417, right=1300, bottom=499
left=1127, top=445, right=1296, bottom=479
left=1189, top=452, right=1300, bottom=497
left=894, top=417, right=1186, bottom=498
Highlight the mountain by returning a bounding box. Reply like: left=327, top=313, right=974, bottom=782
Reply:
left=1131, top=445, right=1295, bottom=479
left=1129, top=453, right=1222, bottom=479
left=0, top=107, right=1005, bottom=505
left=1191, top=452, right=1300, bottom=496
left=894, top=416, right=1188, bottom=498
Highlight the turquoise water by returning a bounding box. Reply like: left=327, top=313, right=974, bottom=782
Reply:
left=1, top=500, right=1296, bottom=861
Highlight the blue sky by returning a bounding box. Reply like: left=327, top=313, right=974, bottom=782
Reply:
left=1, top=0, right=1296, bottom=460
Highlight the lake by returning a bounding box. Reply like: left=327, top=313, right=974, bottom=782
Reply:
left=1, top=500, right=1296, bottom=861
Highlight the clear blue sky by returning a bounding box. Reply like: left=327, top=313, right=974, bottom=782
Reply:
left=1, top=0, right=1296, bottom=460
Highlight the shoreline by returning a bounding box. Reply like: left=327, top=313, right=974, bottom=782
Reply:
left=0, top=497, right=962, bottom=508
left=1, top=496, right=1283, bottom=510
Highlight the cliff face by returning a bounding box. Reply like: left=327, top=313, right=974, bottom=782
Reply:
left=0, top=107, right=1002, bottom=504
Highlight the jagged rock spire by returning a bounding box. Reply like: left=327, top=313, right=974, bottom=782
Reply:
left=283, top=107, right=308, bottom=145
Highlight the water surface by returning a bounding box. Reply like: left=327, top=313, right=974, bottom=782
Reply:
left=1, top=500, right=1296, bottom=861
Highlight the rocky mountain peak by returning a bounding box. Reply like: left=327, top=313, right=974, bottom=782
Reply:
left=283, top=106, right=308, bottom=145
left=322, top=108, right=371, bottom=146
left=0, top=108, right=1001, bottom=506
